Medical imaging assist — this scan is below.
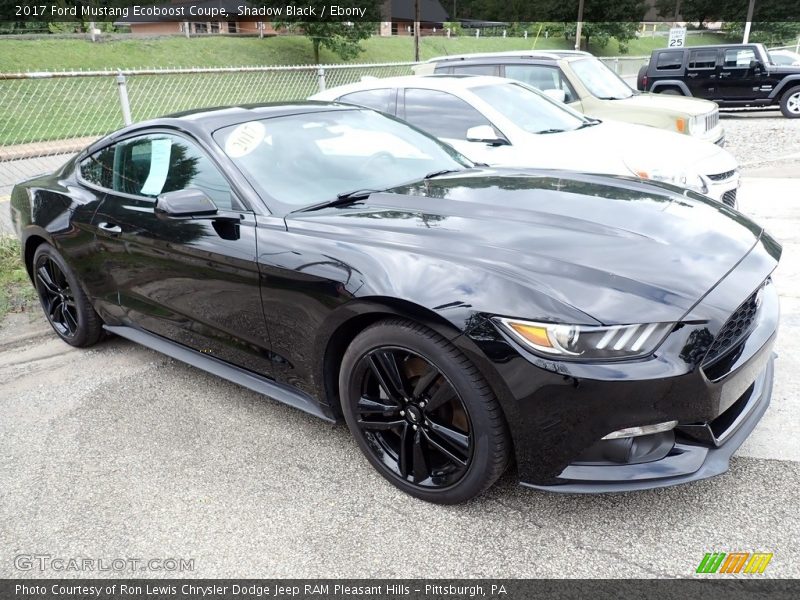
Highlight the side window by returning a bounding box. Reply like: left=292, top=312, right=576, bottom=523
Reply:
left=689, top=49, right=718, bottom=70
left=403, top=88, right=492, bottom=140
left=504, top=65, right=577, bottom=102
left=337, top=89, right=394, bottom=114
left=79, top=146, right=115, bottom=189
left=723, top=47, right=756, bottom=68
left=451, top=64, right=499, bottom=76
left=81, top=134, right=234, bottom=209
left=656, top=51, right=684, bottom=70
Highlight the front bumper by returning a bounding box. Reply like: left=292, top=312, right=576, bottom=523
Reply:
left=522, top=351, right=774, bottom=493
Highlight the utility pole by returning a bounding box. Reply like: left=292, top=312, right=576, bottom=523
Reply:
left=742, top=0, right=756, bottom=43
left=574, top=0, right=584, bottom=51
left=414, top=0, right=421, bottom=62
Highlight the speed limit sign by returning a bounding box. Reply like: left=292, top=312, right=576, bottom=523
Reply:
left=668, top=27, right=687, bottom=48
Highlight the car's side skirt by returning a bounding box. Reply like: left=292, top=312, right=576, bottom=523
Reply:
left=103, top=325, right=335, bottom=423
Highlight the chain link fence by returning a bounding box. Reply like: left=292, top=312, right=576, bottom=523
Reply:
left=0, top=61, right=420, bottom=233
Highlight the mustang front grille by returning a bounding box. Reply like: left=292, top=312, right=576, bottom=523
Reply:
left=703, top=287, right=761, bottom=366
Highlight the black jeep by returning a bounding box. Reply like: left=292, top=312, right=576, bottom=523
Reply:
left=637, top=43, right=800, bottom=118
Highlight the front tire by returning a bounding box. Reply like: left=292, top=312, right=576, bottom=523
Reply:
left=780, top=85, right=800, bottom=118
left=32, top=243, right=103, bottom=347
left=339, top=319, right=511, bottom=504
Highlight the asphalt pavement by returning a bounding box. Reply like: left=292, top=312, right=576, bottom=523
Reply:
left=1, top=175, right=799, bottom=579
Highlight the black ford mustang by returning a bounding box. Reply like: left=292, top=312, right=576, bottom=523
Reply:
left=10, top=103, right=780, bottom=503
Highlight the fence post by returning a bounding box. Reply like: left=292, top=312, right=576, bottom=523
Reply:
left=317, top=67, right=326, bottom=92
left=116, top=72, right=132, bottom=126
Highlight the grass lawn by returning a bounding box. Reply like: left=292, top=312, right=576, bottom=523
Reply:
left=0, top=32, right=737, bottom=72
left=0, top=237, right=36, bottom=321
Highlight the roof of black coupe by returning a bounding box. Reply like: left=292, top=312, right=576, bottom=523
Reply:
left=84, top=102, right=356, bottom=155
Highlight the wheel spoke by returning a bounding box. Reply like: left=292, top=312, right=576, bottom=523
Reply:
left=421, top=428, right=468, bottom=468
left=63, top=306, right=79, bottom=334
left=398, top=423, right=412, bottom=478
left=368, top=350, right=409, bottom=401
left=412, top=364, right=440, bottom=399
left=412, top=429, right=429, bottom=483
left=427, top=419, right=470, bottom=453
left=36, top=266, right=59, bottom=295
left=425, top=381, right=456, bottom=412
left=357, top=396, right=401, bottom=416
left=48, top=297, right=63, bottom=320
left=357, top=418, right=405, bottom=431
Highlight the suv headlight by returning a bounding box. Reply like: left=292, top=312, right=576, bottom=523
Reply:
left=687, top=115, right=704, bottom=135
left=495, top=318, right=674, bottom=361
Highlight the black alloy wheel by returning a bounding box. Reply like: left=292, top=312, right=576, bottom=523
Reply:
left=355, top=346, right=473, bottom=488
left=33, top=243, right=103, bottom=347
left=340, top=319, right=510, bottom=504
left=35, top=254, right=79, bottom=338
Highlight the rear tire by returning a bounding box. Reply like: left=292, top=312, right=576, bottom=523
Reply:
left=339, top=318, right=511, bottom=504
left=779, top=85, right=800, bottom=118
left=32, top=243, right=103, bottom=347
left=657, top=87, right=683, bottom=95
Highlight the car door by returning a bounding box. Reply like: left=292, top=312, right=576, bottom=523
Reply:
left=686, top=48, right=719, bottom=97
left=717, top=46, right=768, bottom=100
left=85, top=131, right=274, bottom=376
left=400, top=87, right=514, bottom=165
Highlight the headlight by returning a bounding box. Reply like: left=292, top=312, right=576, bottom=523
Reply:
left=628, top=164, right=708, bottom=195
left=495, top=318, right=674, bottom=360
left=688, top=115, right=704, bottom=135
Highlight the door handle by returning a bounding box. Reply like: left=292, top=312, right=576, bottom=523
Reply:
left=98, top=222, right=122, bottom=235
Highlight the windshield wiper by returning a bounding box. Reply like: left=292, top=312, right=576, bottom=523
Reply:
left=534, top=128, right=567, bottom=134
left=424, top=168, right=463, bottom=179
left=292, top=188, right=381, bottom=214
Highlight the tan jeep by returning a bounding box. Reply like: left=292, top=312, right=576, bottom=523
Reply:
left=414, top=50, right=724, bottom=145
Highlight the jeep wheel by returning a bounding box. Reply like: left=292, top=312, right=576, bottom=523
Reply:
left=657, top=88, right=682, bottom=95
left=780, top=86, right=800, bottom=118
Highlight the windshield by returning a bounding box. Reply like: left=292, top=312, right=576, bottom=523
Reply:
left=469, top=82, right=587, bottom=134
left=570, top=57, right=634, bottom=100
left=214, top=109, right=471, bottom=212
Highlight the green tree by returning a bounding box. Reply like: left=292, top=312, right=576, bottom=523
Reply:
left=273, top=0, right=378, bottom=63
left=655, top=0, right=723, bottom=27
left=724, top=21, right=800, bottom=45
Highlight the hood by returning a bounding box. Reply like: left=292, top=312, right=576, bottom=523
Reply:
left=498, top=121, right=736, bottom=179
left=610, top=92, right=718, bottom=116
left=286, top=170, right=765, bottom=325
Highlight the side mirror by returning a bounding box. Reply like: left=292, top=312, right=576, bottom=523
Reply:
left=466, top=125, right=508, bottom=146
left=155, top=189, right=218, bottom=218
left=749, top=59, right=764, bottom=72
left=542, top=88, right=567, bottom=103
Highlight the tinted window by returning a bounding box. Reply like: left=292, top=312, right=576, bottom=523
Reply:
left=504, top=65, right=577, bottom=102
left=403, top=88, right=491, bottom=139
left=80, top=134, right=233, bottom=209
left=689, top=49, right=717, bottom=70
left=656, top=51, right=684, bottom=70
left=724, top=48, right=756, bottom=68
left=80, top=146, right=115, bottom=189
left=338, top=88, right=394, bottom=113
left=451, top=64, right=500, bottom=76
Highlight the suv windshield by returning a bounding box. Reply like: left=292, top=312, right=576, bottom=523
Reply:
left=469, top=82, right=587, bottom=134
left=570, top=57, right=634, bottom=100
left=214, top=109, right=472, bottom=212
